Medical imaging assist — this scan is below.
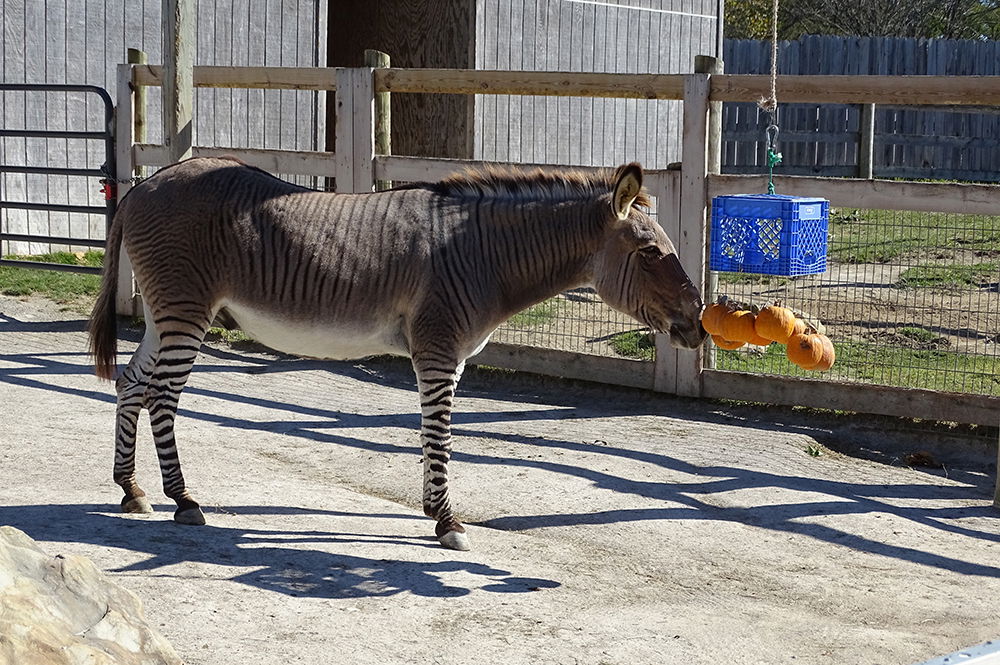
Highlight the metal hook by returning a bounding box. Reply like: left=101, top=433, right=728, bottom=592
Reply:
left=765, top=124, right=779, bottom=150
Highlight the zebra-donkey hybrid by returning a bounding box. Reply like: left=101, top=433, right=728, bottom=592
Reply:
left=89, top=156, right=706, bottom=551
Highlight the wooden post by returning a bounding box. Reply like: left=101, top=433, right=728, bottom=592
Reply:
left=334, top=67, right=375, bottom=193
left=127, top=49, right=148, bottom=178
left=651, top=169, right=682, bottom=394
left=695, top=55, right=723, bottom=370
left=364, top=50, right=392, bottom=191
left=859, top=102, right=876, bottom=179
left=675, top=73, right=711, bottom=398
left=114, top=64, right=139, bottom=316
left=162, top=0, right=194, bottom=163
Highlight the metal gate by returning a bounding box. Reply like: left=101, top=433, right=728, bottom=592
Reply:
left=0, top=83, right=116, bottom=275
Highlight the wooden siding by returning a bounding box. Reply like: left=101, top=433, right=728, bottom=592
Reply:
left=722, top=36, right=1000, bottom=182
left=0, top=0, right=326, bottom=254
left=474, top=0, right=722, bottom=168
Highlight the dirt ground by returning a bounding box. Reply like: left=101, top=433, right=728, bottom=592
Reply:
left=2, top=294, right=999, bottom=665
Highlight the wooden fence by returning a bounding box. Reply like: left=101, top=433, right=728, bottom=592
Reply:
left=722, top=36, right=1000, bottom=182
left=113, top=63, right=1000, bottom=429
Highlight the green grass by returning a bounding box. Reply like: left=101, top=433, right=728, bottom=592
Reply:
left=896, top=326, right=940, bottom=345
left=609, top=330, right=655, bottom=362
left=715, top=339, right=1000, bottom=395
left=0, top=251, right=104, bottom=305
left=896, top=262, right=998, bottom=288
left=507, top=298, right=561, bottom=327
left=827, top=208, right=1000, bottom=264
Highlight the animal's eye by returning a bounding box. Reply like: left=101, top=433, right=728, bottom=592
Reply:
left=638, top=245, right=664, bottom=259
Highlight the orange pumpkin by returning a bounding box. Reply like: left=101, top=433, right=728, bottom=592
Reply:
left=720, top=310, right=757, bottom=344
left=711, top=335, right=745, bottom=350
left=791, top=318, right=807, bottom=336
left=754, top=305, right=797, bottom=344
left=701, top=302, right=730, bottom=337
left=811, top=334, right=836, bottom=371
left=746, top=330, right=773, bottom=347
left=786, top=332, right=825, bottom=369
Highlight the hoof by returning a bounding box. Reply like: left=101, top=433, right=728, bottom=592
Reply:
left=438, top=530, right=471, bottom=551
left=174, top=506, right=206, bottom=525
left=121, top=496, right=153, bottom=514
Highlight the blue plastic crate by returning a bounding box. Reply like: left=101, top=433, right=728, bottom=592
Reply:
left=710, top=194, right=829, bottom=276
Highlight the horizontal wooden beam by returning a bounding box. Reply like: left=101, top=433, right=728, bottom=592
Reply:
left=134, top=65, right=337, bottom=91
left=134, top=144, right=336, bottom=176
left=377, top=155, right=608, bottom=183
left=712, top=74, right=1000, bottom=106
left=472, top=343, right=655, bottom=391
left=375, top=68, right=686, bottom=99
left=708, top=174, right=1000, bottom=216
left=702, top=370, right=998, bottom=427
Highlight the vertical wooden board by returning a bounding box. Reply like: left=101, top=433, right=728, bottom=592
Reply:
left=229, top=0, right=250, bottom=149
left=651, top=171, right=681, bottom=393
left=350, top=68, right=374, bottom=192
left=246, top=0, right=266, bottom=149
left=23, top=1, right=48, bottom=252
left=333, top=67, right=355, bottom=192
left=213, top=0, right=234, bottom=149
left=3, top=0, right=27, bottom=252
left=677, top=73, right=709, bottom=397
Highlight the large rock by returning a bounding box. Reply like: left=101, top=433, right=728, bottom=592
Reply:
left=0, top=526, right=182, bottom=665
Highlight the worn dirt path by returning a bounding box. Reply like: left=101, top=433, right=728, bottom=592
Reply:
left=1, top=295, right=998, bottom=665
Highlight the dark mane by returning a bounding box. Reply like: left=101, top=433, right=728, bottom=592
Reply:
left=404, top=164, right=652, bottom=209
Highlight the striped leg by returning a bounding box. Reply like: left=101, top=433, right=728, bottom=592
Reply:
left=113, top=319, right=159, bottom=515
left=413, top=357, right=470, bottom=551
left=143, top=314, right=211, bottom=525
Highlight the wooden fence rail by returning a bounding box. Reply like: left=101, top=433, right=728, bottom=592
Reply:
left=118, top=64, right=1000, bottom=428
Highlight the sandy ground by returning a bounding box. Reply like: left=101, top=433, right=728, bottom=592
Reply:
left=1, top=294, right=999, bottom=665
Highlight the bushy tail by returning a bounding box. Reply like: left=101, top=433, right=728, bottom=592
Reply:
left=89, top=214, right=124, bottom=381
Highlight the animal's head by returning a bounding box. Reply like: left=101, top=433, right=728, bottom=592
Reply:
left=591, top=163, right=707, bottom=349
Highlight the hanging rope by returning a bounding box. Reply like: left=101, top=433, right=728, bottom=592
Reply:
left=758, top=0, right=782, bottom=195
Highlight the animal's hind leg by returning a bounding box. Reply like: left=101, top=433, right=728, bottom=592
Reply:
left=144, top=310, right=212, bottom=525
left=113, top=316, right=159, bottom=515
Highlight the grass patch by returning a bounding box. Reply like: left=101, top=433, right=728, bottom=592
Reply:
left=609, top=329, right=655, bottom=362
left=507, top=298, right=561, bottom=327
left=896, top=262, right=998, bottom=288
left=715, top=338, right=1000, bottom=396
left=827, top=208, right=1000, bottom=264
left=897, top=326, right=940, bottom=345
left=0, top=251, right=104, bottom=305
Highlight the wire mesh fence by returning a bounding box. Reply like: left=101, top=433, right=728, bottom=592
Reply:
left=710, top=206, right=1000, bottom=398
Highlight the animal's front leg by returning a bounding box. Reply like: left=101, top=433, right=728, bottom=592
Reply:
left=413, top=356, right=470, bottom=551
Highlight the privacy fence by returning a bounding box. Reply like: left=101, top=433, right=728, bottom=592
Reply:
left=108, top=63, right=1000, bottom=430
left=722, top=36, right=1000, bottom=182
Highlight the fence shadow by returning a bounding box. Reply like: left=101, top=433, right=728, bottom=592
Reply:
left=3, top=316, right=998, bottom=581
left=0, top=504, right=559, bottom=599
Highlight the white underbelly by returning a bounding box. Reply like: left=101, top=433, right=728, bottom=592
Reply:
left=220, top=300, right=408, bottom=360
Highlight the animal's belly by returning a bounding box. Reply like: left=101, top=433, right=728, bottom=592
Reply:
left=220, top=300, right=408, bottom=360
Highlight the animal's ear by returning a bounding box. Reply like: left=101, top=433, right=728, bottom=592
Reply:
left=612, top=163, right=643, bottom=220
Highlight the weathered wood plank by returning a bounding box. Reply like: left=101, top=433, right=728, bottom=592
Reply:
left=702, top=370, right=999, bottom=427
left=713, top=75, right=1000, bottom=106
left=134, top=65, right=338, bottom=91
left=134, top=144, right=337, bottom=176
left=472, top=343, right=656, bottom=391
left=708, top=174, right=1000, bottom=216
left=376, top=68, right=687, bottom=99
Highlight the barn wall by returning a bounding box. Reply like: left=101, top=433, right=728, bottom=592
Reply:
left=0, top=0, right=326, bottom=254
left=474, top=0, right=723, bottom=168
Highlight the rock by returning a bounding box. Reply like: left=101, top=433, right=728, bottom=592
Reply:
left=0, top=526, right=182, bottom=665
